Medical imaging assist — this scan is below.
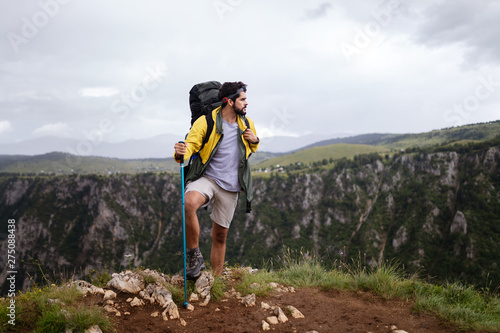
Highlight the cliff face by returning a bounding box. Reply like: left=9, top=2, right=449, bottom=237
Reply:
left=238, top=146, right=500, bottom=286
left=0, top=173, right=184, bottom=292
left=1, top=144, right=499, bottom=293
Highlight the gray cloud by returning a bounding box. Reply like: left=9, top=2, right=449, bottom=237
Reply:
left=0, top=0, right=499, bottom=149
left=413, top=0, right=500, bottom=67
left=302, top=2, right=333, bottom=20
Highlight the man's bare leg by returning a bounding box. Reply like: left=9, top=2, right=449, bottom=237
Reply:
left=184, top=191, right=207, bottom=249
left=211, top=221, right=229, bottom=276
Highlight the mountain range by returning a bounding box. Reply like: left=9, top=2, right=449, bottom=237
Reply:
left=0, top=132, right=351, bottom=158
left=1, top=121, right=499, bottom=175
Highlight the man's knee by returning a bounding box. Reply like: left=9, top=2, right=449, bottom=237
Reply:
left=185, top=191, right=206, bottom=212
left=212, top=227, right=228, bottom=244
left=184, top=197, right=198, bottom=213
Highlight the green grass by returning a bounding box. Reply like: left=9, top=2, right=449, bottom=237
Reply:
left=377, top=121, right=500, bottom=150
left=0, top=285, right=113, bottom=333
left=86, top=269, right=113, bottom=288
left=210, top=275, right=227, bottom=302
left=412, top=282, right=500, bottom=332
left=35, top=303, right=67, bottom=333
left=167, top=283, right=188, bottom=305
left=0, top=152, right=179, bottom=175
left=253, top=143, right=387, bottom=170
left=231, top=270, right=276, bottom=297
left=68, top=307, right=114, bottom=333
left=2, top=253, right=498, bottom=332
left=228, top=250, right=500, bottom=332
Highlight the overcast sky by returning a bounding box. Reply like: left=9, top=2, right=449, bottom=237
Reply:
left=1, top=0, right=500, bottom=148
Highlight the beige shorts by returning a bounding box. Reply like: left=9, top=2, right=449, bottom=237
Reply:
left=185, top=176, right=238, bottom=228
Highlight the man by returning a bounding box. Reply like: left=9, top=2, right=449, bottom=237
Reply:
left=173, top=81, right=259, bottom=279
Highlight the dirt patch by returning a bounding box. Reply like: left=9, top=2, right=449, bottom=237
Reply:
left=98, top=287, right=479, bottom=333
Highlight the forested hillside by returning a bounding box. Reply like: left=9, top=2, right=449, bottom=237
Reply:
left=1, top=138, right=499, bottom=294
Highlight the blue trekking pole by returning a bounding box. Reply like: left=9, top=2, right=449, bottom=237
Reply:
left=178, top=141, right=189, bottom=308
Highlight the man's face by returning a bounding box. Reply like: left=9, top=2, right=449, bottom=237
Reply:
left=232, top=91, right=248, bottom=115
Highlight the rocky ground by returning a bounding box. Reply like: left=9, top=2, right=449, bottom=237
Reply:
left=71, top=268, right=480, bottom=333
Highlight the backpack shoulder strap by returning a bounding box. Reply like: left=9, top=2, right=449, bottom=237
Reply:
left=199, top=113, right=214, bottom=153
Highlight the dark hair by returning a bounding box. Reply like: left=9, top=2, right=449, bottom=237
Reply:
left=218, top=81, right=247, bottom=104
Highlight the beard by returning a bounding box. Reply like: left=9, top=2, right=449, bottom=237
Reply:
left=234, top=105, right=246, bottom=116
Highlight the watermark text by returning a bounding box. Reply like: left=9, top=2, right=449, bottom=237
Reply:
left=6, top=219, right=17, bottom=325
left=7, top=0, right=72, bottom=54
left=443, top=75, right=499, bottom=126
left=339, top=0, right=401, bottom=63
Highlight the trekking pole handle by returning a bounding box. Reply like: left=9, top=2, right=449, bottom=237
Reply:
left=177, top=141, right=185, bottom=164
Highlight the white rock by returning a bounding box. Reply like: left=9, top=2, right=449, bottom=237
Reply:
left=274, top=307, right=288, bottom=323
left=180, top=318, right=187, bottom=326
left=162, top=302, right=180, bottom=321
left=67, top=280, right=105, bottom=296
left=84, top=325, right=102, bottom=333
left=186, top=304, right=195, bottom=311
left=151, top=311, right=160, bottom=317
left=195, top=271, right=214, bottom=299
left=200, top=294, right=211, bottom=306
left=141, top=269, right=168, bottom=285
left=189, top=293, right=199, bottom=302
left=286, top=305, right=305, bottom=319
left=243, top=267, right=259, bottom=274
left=241, top=293, right=256, bottom=307
left=268, top=282, right=279, bottom=289
left=170, top=274, right=184, bottom=286
left=262, top=320, right=271, bottom=331
left=139, top=284, right=173, bottom=308
left=450, top=211, right=467, bottom=235
left=393, top=330, right=408, bottom=333
left=166, top=302, right=180, bottom=319
left=266, top=316, right=279, bottom=325
left=261, top=302, right=271, bottom=309
left=103, top=305, right=117, bottom=313
left=130, top=297, right=144, bottom=307
left=103, top=290, right=117, bottom=300
left=106, top=271, right=144, bottom=294
left=224, top=287, right=242, bottom=299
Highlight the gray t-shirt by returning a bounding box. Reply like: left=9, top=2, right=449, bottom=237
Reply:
left=204, top=119, right=241, bottom=192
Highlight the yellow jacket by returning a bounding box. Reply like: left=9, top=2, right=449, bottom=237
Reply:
left=175, top=107, right=259, bottom=209
left=176, top=106, right=259, bottom=164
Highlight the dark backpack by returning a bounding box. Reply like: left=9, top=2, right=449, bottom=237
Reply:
left=189, top=81, right=222, bottom=126
left=188, top=81, right=222, bottom=148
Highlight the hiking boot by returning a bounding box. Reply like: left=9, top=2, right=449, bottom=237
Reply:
left=186, top=248, right=205, bottom=280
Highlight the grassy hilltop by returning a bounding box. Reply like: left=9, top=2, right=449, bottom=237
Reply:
left=1, top=252, right=499, bottom=332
